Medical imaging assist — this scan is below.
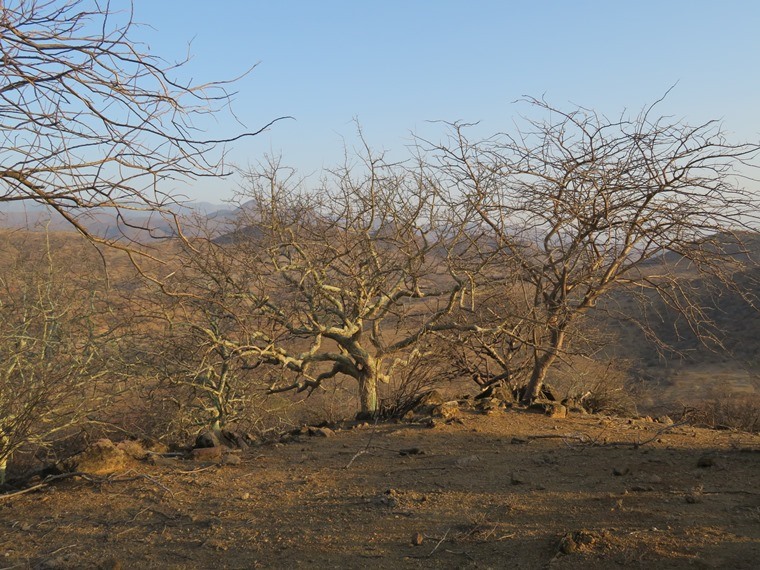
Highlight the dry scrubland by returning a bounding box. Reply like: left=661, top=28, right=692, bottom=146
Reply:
left=3, top=1, right=760, bottom=567
left=1, top=403, right=759, bottom=569
left=2, top=229, right=759, bottom=569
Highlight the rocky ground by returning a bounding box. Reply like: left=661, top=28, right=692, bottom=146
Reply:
left=2, top=398, right=760, bottom=569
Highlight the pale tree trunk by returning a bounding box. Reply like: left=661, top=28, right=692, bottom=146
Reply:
left=522, top=327, right=565, bottom=404
left=357, top=357, right=380, bottom=418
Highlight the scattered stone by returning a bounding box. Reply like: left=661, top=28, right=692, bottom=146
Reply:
left=58, top=439, right=127, bottom=475
left=612, top=467, right=630, bottom=476
left=195, top=430, right=221, bottom=449
left=309, top=427, right=335, bottom=438
left=221, top=454, right=241, bottom=466
left=475, top=398, right=502, bottom=414
left=558, top=534, right=578, bottom=554
left=510, top=471, right=526, bottom=485
left=147, top=454, right=179, bottom=468
left=412, top=390, right=446, bottom=413
left=685, top=493, right=702, bottom=504
left=240, top=492, right=251, bottom=500
left=431, top=401, right=460, bottom=420
left=411, top=532, right=424, bottom=546
left=191, top=446, right=224, bottom=461
left=528, top=401, right=567, bottom=418
left=373, top=489, right=401, bottom=508
left=475, top=384, right=513, bottom=403
left=457, top=398, right=475, bottom=410
left=456, top=455, right=481, bottom=467
left=657, top=415, right=674, bottom=426
left=221, top=430, right=251, bottom=450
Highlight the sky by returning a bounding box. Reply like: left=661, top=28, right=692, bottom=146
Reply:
left=132, top=1, right=760, bottom=202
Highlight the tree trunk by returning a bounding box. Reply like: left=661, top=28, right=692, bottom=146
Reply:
left=357, top=364, right=379, bottom=417
left=521, top=326, right=565, bottom=404
left=522, top=352, right=558, bottom=403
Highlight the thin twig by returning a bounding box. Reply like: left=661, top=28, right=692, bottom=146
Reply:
left=427, top=527, right=451, bottom=557
left=344, top=417, right=380, bottom=469
left=0, top=472, right=88, bottom=501
left=634, top=420, right=690, bottom=448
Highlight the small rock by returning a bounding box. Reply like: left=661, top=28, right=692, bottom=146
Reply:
left=414, top=389, right=445, bottom=409
left=221, top=430, right=250, bottom=450
left=475, top=398, right=501, bottom=413
left=147, top=454, right=178, bottom=467
left=456, top=455, right=481, bottom=467
left=511, top=437, right=529, bottom=445
left=191, top=446, right=223, bottom=461
left=558, top=533, right=578, bottom=554
left=431, top=401, right=460, bottom=420
left=240, top=492, right=250, bottom=500
left=373, top=489, right=401, bottom=508
left=195, top=430, right=221, bottom=448
left=510, top=471, right=526, bottom=485
left=399, top=447, right=424, bottom=456
left=221, top=454, right=241, bottom=466
left=656, top=415, right=674, bottom=425
left=612, top=467, right=630, bottom=476
left=528, top=401, right=567, bottom=418
left=310, top=427, right=335, bottom=438
left=411, top=532, right=424, bottom=546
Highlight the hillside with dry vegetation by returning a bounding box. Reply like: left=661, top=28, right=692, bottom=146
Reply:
left=2, top=3, right=760, bottom=566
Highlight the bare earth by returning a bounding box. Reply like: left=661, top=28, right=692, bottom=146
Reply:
left=2, top=407, right=759, bottom=569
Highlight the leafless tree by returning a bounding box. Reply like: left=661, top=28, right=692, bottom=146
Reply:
left=429, top=97, right=760, bottom=403
left=155, top=150, right=474, bottom=418
left=134, top=231, right=275, bottom=437
left=0, top=0, right=281, bottom=241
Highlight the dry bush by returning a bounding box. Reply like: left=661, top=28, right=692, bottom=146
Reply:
left=378, top=347, right=457, bottom=418
left=0, top=234, right=120, bottom=483
left=549, top=358, right=639, bottom=416
left=687, top=395, right=760, bottom=433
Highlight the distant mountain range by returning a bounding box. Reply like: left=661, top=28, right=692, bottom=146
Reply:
left=0, top=201, right=238, bottom=240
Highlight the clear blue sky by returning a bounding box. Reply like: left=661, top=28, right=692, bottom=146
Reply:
left=133, top=1, right=760, bottom=201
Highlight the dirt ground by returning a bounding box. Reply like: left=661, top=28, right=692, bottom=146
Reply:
left=2, top=406, right=760, bottom=569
